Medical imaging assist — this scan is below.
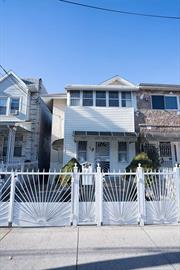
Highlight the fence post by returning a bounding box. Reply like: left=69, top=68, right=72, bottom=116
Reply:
left=95, top=164, right=103, bottom=226
left=71, top=163, right=79, bottom=226
left=8, top=171, right=17, bottom=227
left=136, top=164, right=145, bottom=226
left=173, top=164, right=180, bottom=222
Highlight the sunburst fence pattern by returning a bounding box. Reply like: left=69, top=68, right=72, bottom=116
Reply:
left=12, top=172, right=72, bottom=226
left=145, top=170, right=178, bottom=224
left=0, top=173, right=11, bottom=226
left=103, top=173, right=138, bottom=225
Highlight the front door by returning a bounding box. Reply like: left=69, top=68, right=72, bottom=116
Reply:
left=95, top=142, right=110, bottom=172
left=159, top=142, right=172, bottom=167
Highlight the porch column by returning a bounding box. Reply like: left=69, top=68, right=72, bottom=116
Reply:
left=7, top=126, right=16, bottom=163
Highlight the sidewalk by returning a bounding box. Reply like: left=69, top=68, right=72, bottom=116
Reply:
left=0, top=225, right=180, bottom=270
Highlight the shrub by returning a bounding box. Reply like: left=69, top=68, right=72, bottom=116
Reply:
left=126, top=152, right=154, bottom=172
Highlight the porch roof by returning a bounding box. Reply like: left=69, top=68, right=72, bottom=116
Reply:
left=73, top=131, right=137, bottom=142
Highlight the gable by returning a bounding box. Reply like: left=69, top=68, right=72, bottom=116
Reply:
left=100, top=75, right=136, bottom=87
left=0, top=71, right=29, bottom=96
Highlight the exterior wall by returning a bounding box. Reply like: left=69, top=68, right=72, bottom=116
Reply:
left=0, top=74, right=29, bottom=122
left=0, top=73, right=51, bottom=169
left=64, top=107, right=135, bottom=165
left=50, top=99, right=66, bottom=170
left=136, top=88, right=180, bottom=166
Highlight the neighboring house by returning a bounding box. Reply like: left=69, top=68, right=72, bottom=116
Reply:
left=43, top=76, right=138, bottom=171
left=136, top=83, right=180, bottom=167
left=0, top=71, right=51, bottom=170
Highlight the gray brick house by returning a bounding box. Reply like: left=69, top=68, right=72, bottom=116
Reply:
left=136, top=83, right=180, bottom=167
left=0, top=71, right=51, bottom=170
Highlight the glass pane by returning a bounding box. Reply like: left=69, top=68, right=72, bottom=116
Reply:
left=118, top=142, right=127, bottom=152
left=70, top=99, right=80, bottom=106
left=165, top=96, right=177, bottom=109
left=124, top=100, right=132, bottom=107
left=14, top=146, right=22, bottom=157
left=122, top=92, right=131, bottom=99
left=78, top=141, right=87, bottom=151
left=96, top=91, right=106, bottom=98
left=0, top=99, right=7, bottom=115
left=152, top=96, right=164, bottom=109
left=10, top=98, right=19, bottom=113
left=83, top=91, right=93, bottom=98
left=109, top=91, right=118, bottom=99
left=96, top=99, right=106, bottom=107
left=118, top=153, right=127, bottom=162
left=83, top=99, right=93, bottom=106
left=109, top=100, right=119, bottom=107
left=70, top=91, right=80, bottom=98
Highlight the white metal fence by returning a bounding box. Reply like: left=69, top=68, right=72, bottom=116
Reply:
left=0, top=164, right=180, bottom=227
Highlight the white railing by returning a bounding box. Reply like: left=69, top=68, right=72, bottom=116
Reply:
left=0, top=164, right=180, bottom=227
left=0, top=161, right=38, bottom=171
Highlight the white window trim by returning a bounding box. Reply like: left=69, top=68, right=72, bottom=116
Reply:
left=0, top=97, right=8, bottom=116
left=9, top=97, right=21, bottom=115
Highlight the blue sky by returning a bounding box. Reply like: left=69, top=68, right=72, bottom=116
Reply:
left=0, top=0, right=180, bottom=92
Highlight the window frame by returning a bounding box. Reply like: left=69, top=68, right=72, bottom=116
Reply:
left=118, top=142, right=128, bottom=163
left=0, top=97, right=8, bottom=115
left=96, top=91, right=106, bottom=107
left=70, top=90, right=81, bottom=106
left=151, top=95, right=178, bottom=110
left=121, top=91, right=132, bottom=107
left=108, top=91, right=119, bottom=107
left=77, top=141, right=87, bottom=163
left=13, top=134, right=23, bottom=157
left=10, top=97, right=20, bottom=115
left=82, top=91, right=93, bottom=106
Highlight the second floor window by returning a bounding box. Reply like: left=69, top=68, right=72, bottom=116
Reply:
left=83, top=91, right=93, bottom=106
left=70, top=91, right=80, bottom=106
left=152, top=95, right=178, bottom=110
left=96, top=91, right=106, bottom=106
left=121, top=92, right=132, bottom=107
left=0, top=98, right=7, bottom=115
left=10, top=98, right=20, bottom=114
left=109, top=91, right=119, bottom=107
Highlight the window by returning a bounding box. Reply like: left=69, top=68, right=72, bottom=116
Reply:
left=0, top=98, right=7, bottom=115
left=159, top=142, right=171, bottom=157
left=118, top=142, right=128, bottom=162
left=10, top=98, right=20, bottom=114
left=121, top=92, right=132, bottom=107
left=70, top=91, right=80, bottom=106
left=77, top=141, right=87, bottom=163
left=14, top=134, right=23, bottom=157
left=96, top=91, right=106, bottom=106
left=83, top=91, right=93, bottom=106
left=152, top=95, right=178, bottom=110
left=109, top=91, right=119, bottom=107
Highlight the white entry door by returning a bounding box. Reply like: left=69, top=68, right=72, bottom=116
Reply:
left=95, top=142, right=110, bottom=172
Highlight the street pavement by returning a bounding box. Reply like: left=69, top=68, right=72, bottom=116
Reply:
left=0, top=225, right=180, bottom=270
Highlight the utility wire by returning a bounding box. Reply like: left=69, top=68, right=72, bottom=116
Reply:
left=57, top=0, right=180, bottom=20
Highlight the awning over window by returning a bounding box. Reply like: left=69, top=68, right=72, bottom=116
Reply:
left=73, top=131, right=137, bottom=142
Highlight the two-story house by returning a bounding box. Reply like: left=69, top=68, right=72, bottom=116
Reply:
left=136, top=83, right=180, bottom=167
left=0, top=70, right=51, bottom=170
left=43, top=76, right=138, bottom=171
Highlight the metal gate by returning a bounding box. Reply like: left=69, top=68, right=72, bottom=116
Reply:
left=78, top=168, right=96, bottom=225
left=0, top=173, right=11, bottom=226
left=103, top=173, right=139, bottom=225
left=12, top=172, right=72, bottom=226
left=145, top=170, right=178, bottom=224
